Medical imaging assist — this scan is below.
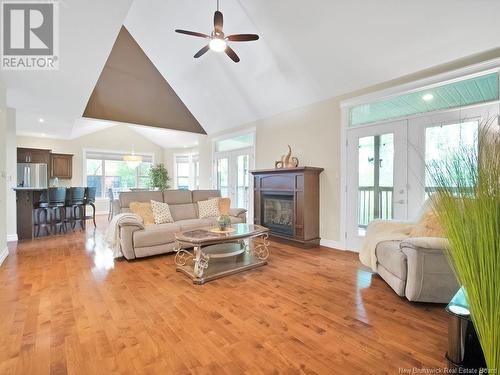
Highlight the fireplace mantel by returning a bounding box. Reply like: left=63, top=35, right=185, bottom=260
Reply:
left=251, top=167, right=324, bottom=247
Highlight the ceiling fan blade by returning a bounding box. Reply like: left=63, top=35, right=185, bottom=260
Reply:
left=194, top=45, right=210, bottom=58
left=214, top=11, right=223, bottom=33
left=225, top=45, right=240, bottom=63
left=175, top=29, right=209, bottom=39
left=226, top=34, right=259, bottom=42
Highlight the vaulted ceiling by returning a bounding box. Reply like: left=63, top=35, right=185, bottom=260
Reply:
left=2, top=0, right=500, bottom=147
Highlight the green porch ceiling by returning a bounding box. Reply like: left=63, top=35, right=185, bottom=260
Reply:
left=350, top=73, right=499, bottom=126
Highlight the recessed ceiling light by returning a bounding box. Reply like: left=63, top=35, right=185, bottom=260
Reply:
left=422, top=93, right=434, bottom=102
left=41, top=133, right=46, bottom=137
left=38, top=118, right=44, bottom=123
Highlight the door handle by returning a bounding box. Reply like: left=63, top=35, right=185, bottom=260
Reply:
left=395, top=199, right=405, bottom=204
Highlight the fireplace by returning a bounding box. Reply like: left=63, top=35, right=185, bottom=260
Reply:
left=262, top=194, right=294, bottom=237
left=251, top=167, right=324, bottom=247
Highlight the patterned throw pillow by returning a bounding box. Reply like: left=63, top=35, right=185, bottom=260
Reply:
left=129, top=202, right=155, bottom=225
left=150, top=200, right=174, bottom=224
left=198, top=198, right=220, bottom=218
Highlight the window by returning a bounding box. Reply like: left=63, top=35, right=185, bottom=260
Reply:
left=215, top=133, right=255, bottom=152
left=425, top=121, right=478, bottom=192
left=174, top=153, right=199, bottom=190
left=85, top=151, right=153, bottom=198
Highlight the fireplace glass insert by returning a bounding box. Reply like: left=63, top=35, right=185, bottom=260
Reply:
left=262, top=194, right=293, bottom=236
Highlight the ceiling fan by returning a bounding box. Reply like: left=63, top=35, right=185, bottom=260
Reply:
left=175, top=0, right=259, bottom=63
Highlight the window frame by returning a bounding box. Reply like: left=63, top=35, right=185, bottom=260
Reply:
left=83, top=149, right=155, bottom=198
left=173, top=152, right=199, bottom=190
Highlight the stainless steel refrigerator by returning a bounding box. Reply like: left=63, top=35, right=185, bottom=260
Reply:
left=17, top=163, right=48, bottom=188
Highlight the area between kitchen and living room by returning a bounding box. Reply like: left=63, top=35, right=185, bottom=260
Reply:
left=4, top=55, right=500, bottom=255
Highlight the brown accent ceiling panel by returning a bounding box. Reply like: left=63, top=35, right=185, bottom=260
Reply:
left=83, top=26, right=206, bottom=134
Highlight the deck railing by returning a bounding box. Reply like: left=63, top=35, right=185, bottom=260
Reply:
left=358, top=186, right=393, bottom=228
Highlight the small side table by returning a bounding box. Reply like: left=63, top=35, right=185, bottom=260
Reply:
left=445, top=288, right=486, bottom=371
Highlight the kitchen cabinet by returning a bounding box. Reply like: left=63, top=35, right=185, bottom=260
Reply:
left=17, top=148, right=51, bottom=164
left=50, top=153, right=73, bottom=179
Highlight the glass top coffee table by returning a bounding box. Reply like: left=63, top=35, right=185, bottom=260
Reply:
left=174, top=223, right=270, bottom=284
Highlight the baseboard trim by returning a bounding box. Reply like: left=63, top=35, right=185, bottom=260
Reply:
left=7, top=234, right=18, bottom=242
left=0, top=247, right=8, bottom=266
left=320, top=239, right=346, bottom=250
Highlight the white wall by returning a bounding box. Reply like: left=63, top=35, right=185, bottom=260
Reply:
left=0, top=80, right=8, bottom=265
left=6, top=108, right=16, bottom=241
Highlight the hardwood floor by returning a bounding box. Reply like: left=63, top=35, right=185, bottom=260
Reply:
left=0, top=216, right=448, bottom=374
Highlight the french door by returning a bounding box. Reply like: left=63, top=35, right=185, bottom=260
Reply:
left=214, top=147, right=254, bottom=218
left=346, top=120, right=408, bottom=250
left=406, top=104, right=497, bottom=216
left=345, top=103, right=498, bottom=250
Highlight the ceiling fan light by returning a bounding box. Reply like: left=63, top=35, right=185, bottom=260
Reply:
left=209, top=38, right=227, bottom=52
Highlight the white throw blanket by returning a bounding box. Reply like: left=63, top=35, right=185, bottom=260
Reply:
left=106, top=213, right=143, bottom=258
left=359, top=220, right=414, bottom=272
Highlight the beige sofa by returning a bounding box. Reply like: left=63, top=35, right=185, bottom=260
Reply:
left=117, top=190, right=247, bottom=260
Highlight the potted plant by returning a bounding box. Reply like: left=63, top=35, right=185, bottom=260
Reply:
left=430, top=120, right=499, bottom=371
left=148, top=163, right=171, bottom=191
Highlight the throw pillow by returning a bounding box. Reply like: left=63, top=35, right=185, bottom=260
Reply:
left=129, top=202, right=155, bottom=225
left=198, top=198, right=220, bottom=218
left=150, top=200, right=174, bottom=224
left=409, top=210, right=445, bottom=238
left=218, top=197, right=231, bottom=215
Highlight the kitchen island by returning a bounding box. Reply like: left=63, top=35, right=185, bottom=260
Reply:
left=13, top=188, right=46, bottom=240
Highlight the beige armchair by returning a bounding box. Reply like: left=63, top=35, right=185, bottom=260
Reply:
left=363, top=200, right=460, bottom=303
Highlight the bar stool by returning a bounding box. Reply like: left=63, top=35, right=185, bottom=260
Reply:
left=65, top=187, right=86, bottom=231
left=34, top=190, right=48, bottom=237
left=36, top=187, right=67, bottom=237
left=84, top=187, right=97, bottom=228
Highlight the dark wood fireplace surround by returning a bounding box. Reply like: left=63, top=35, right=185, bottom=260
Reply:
left=251, top=167, right=324, bottom=247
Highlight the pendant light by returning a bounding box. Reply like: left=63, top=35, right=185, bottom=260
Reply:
left=123, top=145, right=143, bottom=169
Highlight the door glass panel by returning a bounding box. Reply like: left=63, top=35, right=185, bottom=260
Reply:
left=236, top=154, right=250, bottom=210
left=358, top=133, right=394, bottom=233
left=217, top=158, right=229, bottom=198
left=425, top=121, right=478, bottom=194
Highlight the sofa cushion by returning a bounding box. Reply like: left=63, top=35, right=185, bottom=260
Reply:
left=176, top=218, right=213, bottom=231
left=133, top=223, right=180, bottom=248
left=169, top=203, right=198, bottom=221
left=120, top=191, right=163, bottom=208
left=192, top=190, right=221, bottom=202
left=375, top=240, right=407, bottom=280
left=151, top=200, right=174, bottom=224
left=198, top=198, right=220, bottom=218
left=163, top=190, right=193, bottom=205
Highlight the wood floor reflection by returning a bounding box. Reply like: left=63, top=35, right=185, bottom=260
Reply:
left=0, top=216, right=448, bottom=374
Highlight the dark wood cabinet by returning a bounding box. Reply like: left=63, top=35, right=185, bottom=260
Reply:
left=50, top=153, right=73, bottom=179
left=17, top=147, right=51, bottom=164
left=251, top=167, right=324, bottom=247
